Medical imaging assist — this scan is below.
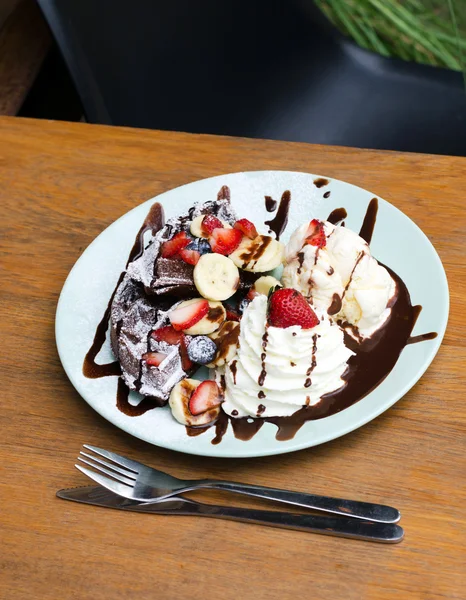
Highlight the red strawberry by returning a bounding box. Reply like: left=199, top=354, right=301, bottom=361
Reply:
left=179, top=335, right=193, bottom=372
left=169, top=299, right=209, bottom=331
left=150, top=326, right=193, bottom=371
left=210, top=227, right=243, bottom=255
left=179, top=248, right=201, bottom=265
left=246, top=288, right=259, bottom=301
left=268, top=288, right=319, bottom=329
left=234, top=218, right=258, bottom=239
left=201, top=214, right=223, bottom=235
left=188, top=380, right=223, bottom=415
left=151, top=325, right=183, bottom=345
left=160, top=231, right=191, bottom=258
left=225, top=308, right=241, bottom=322
left=142, top=352, right=168, bottom=367
left=305, top=219, right=326, bottom=248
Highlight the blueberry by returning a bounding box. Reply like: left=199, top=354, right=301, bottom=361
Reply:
left=187, top=336, right=217, bottom=365
left=185, top=238, right=200, bottom=252
left=198, top=238, right=212, bottom=255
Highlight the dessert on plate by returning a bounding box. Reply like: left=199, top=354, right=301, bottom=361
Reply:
left=84, top=184, right=423, bottom=443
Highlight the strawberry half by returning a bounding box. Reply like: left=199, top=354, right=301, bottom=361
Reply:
left=246, top=288, right=259, bottom=301
left=169, top=299, right=209, bottom=331
left=151, top=325, right=183, bottom=345
left=161, top=231, right=191, bottom=258
left=305, top=219, right=326, bottom=248
left=150, top=326, right=193, bottom=371
left=268, top=288, right=319, bottom=329
left=142, top=352, right=168, bottom=367
left=188, top=380, right=223, bottom=415
left=210, top=227, right=243, bottom=255
left=234, top=218, right=258, bottom=239
left=201, top=214, right=223, bottom=235
left=179, top=248, right=201, bottom=265
left=225, top=307, right=241, bottom=322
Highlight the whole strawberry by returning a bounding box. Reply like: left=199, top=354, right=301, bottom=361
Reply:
left=268, top=288, right=319, bottom=329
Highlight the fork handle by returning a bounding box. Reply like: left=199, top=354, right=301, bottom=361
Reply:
left=185, top=502, right=403, bottom=543
left=195, top=481, right=400, bottom=523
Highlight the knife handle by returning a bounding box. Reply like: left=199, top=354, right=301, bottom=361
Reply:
left=187, top=502, right=404, bottom=543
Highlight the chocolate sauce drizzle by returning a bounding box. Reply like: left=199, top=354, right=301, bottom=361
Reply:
left=258, top=330, right=269, bottom=386
left=314, top=178, right=329, bottom=188
left=82, top=277, right=123, bottom=379
left=407, top=332, right=438, bottom=344
left=264, top=190, right=291, bottom=240
left=327, top=293, right=342, bottom=316
left=264, top=196, right=278, bottom=212
left=297, top=252, right=305, bottom=275
left=327, top=208, right=348, bottom=225
left=359, top=197, right=378, bottom=244
left=117, top=377, right=165, bottom=416
left=304, top=334, right=318, bottom=388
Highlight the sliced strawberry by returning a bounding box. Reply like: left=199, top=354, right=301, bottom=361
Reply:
left=179, top=335, right=194, bottom=372
left=305, top=219, right=326, bottom=248
left=246, top=288, right=259, bottom=301
left=268, top=288, right=319, bottom=329
left=160, top=231, right=191, bottom=258
left=179, top=248, right=201, bottom=265
left=234, top=218, right=258, bottom=239
left=225, top=308, right=241, bottom=322
left=169, top=299, right=209, bottom=331
left=210, top=227, right=243, bottom=255
left=188, top=380, right=223, bottom=415
left=201, top=214, right=223, bottom=235
left=142, top=352, right=168, bottom=367
left=151, top=325, right=183, bottom=345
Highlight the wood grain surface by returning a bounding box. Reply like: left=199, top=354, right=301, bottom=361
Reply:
left=0, top=116, right=465, bottom=600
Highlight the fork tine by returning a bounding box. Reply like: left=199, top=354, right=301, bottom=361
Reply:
left=77, top=457, right=136, bottom=487
left=82, top=444, right=141, bottom=474
left=75, top=464, right=135, bottom=498
left=79, top=451, right=137, bottom=480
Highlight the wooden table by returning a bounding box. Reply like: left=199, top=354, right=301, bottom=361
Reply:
left=1, top=116, right=465, bottom=599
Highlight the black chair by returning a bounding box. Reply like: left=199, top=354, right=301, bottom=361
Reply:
left=36, top=0, right=466, bottom=156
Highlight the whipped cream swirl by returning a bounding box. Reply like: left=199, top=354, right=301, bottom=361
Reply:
left=221, top=295, right=354, bottom=418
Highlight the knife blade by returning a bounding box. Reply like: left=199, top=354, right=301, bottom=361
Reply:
left=57, top=486, right=404, bottom=543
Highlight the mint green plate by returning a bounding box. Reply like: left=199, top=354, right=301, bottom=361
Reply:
left=55, top=171, right=449, bottom=457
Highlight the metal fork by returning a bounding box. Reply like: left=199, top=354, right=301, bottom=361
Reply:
left=75, top=444, right=400, bottom=523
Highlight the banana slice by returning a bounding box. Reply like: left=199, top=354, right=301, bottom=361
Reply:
left=190, top=215, right=232, bottom=238
left=229, top=235, right=285, bottom=273
left=253, top=275, right=282, bottom=296
left=193, top=253, right=240, bottom=301
left=182, top=300, right=226, bottom=335
left=206, top=321, right=240, bottom=367
left=169, top=379, right=220, bottom=426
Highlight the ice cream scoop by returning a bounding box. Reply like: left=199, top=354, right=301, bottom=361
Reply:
left=282, top=221, right=396, bottom=339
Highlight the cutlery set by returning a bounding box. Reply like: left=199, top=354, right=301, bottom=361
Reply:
left=57, top=444, right=404, bottom=543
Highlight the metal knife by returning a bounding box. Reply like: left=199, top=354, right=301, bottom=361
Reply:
left=57, top=486, right=404, bottom=543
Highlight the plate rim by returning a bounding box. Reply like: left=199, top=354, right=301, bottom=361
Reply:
left=55, top=170, right=450, bottom=458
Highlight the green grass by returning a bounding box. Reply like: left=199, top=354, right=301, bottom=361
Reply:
left=315, top=0, right=465, bottom=71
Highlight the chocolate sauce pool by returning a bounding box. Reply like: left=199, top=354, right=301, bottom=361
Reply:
left=83, top=192, right=437, bottom=445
